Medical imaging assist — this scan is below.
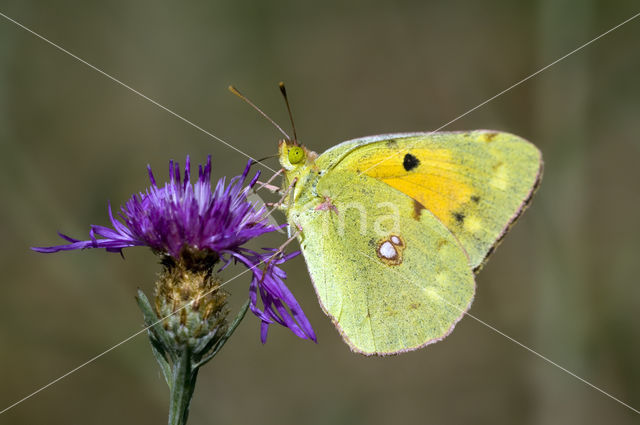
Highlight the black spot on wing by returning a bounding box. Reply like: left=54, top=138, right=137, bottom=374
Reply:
left=452, top=211, right=465, bottom=224
left=403, top=153, right=420, bottom=171
left=471, top=195, right=481, bottom=203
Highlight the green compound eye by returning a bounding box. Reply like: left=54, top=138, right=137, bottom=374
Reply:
left=288, top=147, right=304, bottom=164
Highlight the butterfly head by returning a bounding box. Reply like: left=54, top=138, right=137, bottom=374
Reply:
left=278, top=139, right=317, bottom=171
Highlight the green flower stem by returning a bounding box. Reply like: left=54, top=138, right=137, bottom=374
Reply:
left=136, top=290, right=251, bottom=425
left=168, top=349, right=198, bottom=425
left=167, top=301, right=249, bottom=425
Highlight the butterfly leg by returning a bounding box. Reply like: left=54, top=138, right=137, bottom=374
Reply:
left=261, top=177, right=298, bottom=221
left=264, top=177, right=298, bottom=208
left=255, top=168, right=284, bottom=193
left=256, top=182, right=281, bottom=192
left=285, top=177, right=298, bottom=211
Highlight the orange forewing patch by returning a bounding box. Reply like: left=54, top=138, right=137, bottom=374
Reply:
left=358, top=148, right=473, bottom=226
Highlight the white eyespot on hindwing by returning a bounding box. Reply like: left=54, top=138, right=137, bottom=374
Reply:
left=376, top=234, right=405, bottom=266
left=379, top=241, right=397, bottom=259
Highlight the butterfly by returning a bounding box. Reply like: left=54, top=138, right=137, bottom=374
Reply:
left=277, top=130, right=542, bottom=355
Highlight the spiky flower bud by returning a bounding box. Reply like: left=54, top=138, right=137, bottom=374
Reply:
left=154, top=251, right=228, bottom=353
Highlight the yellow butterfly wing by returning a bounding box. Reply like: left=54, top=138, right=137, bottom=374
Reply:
left=288, top=170, right=475, bottom=355
left=323, top=131, right=542, bottom=271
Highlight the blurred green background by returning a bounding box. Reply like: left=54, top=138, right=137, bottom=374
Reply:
left=1, top=1, right=639, bottom=424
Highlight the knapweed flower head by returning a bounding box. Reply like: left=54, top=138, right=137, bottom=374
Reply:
left=33, top=156, right=315, bottom=343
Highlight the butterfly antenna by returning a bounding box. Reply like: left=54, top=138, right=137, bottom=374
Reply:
left=278, top=82, right=298, bottom=142
left=248, top=154, right=279, bottom=169
left=228, top=85, right=291, bottom=140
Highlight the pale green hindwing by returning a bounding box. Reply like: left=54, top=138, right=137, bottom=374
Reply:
left=289, top=170, right=475, bottom=355
left=317, top=131, right=543, bottom=271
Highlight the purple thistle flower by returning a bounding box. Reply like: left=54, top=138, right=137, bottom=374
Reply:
left=32, top=156, right=316, bottom=343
